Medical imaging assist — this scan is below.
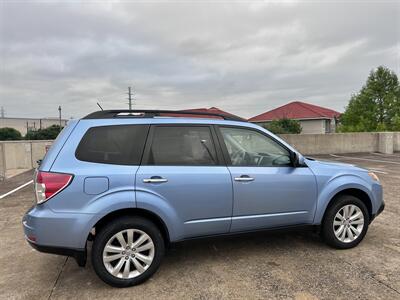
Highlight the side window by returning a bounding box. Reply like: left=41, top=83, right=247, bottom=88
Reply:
left=76, top=125, right=149, bottom=165
left=147, top=126, right=217, bottom=166
left=220, top=127, right=292, bottom=167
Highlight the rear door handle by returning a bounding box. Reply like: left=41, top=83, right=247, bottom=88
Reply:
left=234, top=175, right=254, bottom=182
left=143, top=176, right=168, bottom=183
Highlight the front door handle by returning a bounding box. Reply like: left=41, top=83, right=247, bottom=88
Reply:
left=234, top=175, right=254, bottom=182
left=143, top=176, right=168, bottom=183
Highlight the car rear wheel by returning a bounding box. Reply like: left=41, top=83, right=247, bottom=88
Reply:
left=322, top=195, right=369, bottom=249
left=92, top=216, right=165, bottom=287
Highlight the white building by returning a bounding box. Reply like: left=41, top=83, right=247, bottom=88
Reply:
left=0, top=117, right=68, bottom=135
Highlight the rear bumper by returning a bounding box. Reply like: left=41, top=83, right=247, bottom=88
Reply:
left=27, top=240, right=86, bottom=266
left=22, top=203, right=95, bottom=266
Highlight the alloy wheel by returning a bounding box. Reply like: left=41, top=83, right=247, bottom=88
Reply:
left=333, top=204, right=364, bottom=243
left=102, top=229, right=155, bottom=279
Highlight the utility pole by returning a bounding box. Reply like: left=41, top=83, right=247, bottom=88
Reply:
left=0, top=106, right=4, bottom=118
left=58, top=106, right=62, bottom=128
left=128, top=87, right=133, bottom=110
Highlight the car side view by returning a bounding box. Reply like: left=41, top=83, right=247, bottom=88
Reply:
left=23, top=110, right=384, bottom=287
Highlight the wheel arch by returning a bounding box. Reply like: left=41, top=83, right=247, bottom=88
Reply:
left=91, top=208, right=170, bottom=246
left=319, top=188, right=373, bottom=224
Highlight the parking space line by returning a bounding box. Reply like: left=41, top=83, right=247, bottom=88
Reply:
left=329, top=154, right=400, bottom=165
left=0, top=180, right=33, bottom=199
left=371, top=152, right=391, bottom=157
left=368, top=169, right=388, bottom=174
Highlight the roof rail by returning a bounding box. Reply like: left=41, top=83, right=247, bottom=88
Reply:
left=82, top=109, right=246, bottom=122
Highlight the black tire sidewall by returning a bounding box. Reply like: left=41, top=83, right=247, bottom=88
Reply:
left=322, top=195, right=370, bottom=249
left=91, top=216, right=165, bottom=287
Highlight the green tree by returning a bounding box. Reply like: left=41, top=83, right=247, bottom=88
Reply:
left=264, top=118, right=302, bottom=134
left=340, top=66, right=400, bottom=132
left=0, top=127, right=22, bottom=140
left=25, top=125, right=63, bottom=140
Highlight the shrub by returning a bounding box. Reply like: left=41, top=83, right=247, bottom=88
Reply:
left=25, top=125, right=63, bottom=140
left=0, top=127, right=22, bottom=140
left=264, top=118, right=302, bottom=134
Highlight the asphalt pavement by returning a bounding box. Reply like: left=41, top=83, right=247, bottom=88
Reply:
left=0, top=153, right=399, bottom=299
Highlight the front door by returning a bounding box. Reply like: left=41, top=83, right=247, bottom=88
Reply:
left=136, top=125, right=233, bottom=239
left=217, top=126, right=317, bottom=232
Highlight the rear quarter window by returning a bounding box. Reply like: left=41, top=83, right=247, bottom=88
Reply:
left=75, top=125, right=149, bottom=165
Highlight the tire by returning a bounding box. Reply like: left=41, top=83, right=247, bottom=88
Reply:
left=321, top=195, right=369, bottom=249
left=92, top=216, right=165, bottom=287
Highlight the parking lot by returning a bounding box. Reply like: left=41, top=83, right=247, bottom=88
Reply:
left=0, top=153, right=399, bottom=300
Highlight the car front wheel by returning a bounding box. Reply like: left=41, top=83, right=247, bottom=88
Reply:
left=322, top=195, right=369, bottom=249
left=92, top=216, right=165, bottom=287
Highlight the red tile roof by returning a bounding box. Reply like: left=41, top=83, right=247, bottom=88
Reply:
left=248, top=101, right=341, bottom=122
left=164, top=107, right=244, bottom=120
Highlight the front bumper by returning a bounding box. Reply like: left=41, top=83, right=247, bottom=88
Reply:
left=22, top=204, right=95, bottom=266
left=371, top=201, right=385, bottom=222
left=370, top=181, right=384, bottom=222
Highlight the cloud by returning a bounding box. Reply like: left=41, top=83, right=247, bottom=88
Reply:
left=0, top=0, right=398, bottom=119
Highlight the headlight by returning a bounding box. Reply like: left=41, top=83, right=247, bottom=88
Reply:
left=368, top=172, right=379, bottom=182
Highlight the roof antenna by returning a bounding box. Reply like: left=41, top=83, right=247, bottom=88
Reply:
left=97, top=102, right=104, bottom=111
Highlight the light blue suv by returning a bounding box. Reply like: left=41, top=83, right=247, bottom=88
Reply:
left=23, top=110, right=384, bottom=287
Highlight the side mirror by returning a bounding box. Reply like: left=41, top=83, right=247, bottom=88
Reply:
left=289, top=151, right=300, bottom=167
left=298, top=154, right=305, bottom=166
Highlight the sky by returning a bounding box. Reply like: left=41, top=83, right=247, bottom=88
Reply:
left=0, top=0, right=399, bottom=119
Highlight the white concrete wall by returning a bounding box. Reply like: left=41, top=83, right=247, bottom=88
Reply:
left=4, top=142, right=32, bottom=169
left=0, top=143, right=5, bottom=179
left=394, top=132, right=400, bottom=152
left=0, top=140, right=52, bottom=179
left=278, top=132, right=397, bottom=155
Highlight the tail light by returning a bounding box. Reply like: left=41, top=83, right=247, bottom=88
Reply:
left=35, top=171, right=73, bottom=204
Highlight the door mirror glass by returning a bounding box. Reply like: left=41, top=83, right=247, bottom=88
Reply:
left=290, top=151, right=299, bottom=167
left=220, top=127, right=292, bottom=167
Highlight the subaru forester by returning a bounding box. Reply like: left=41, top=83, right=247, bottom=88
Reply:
left=23, top=110, right=384, bottom=287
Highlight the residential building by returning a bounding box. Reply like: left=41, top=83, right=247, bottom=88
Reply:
left=248, top=101, right=341, bottom=134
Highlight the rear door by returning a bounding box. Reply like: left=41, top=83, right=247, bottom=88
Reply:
left=135, top=125, right=233, bottom=239
left=216, top=125, right=317, bottom=232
